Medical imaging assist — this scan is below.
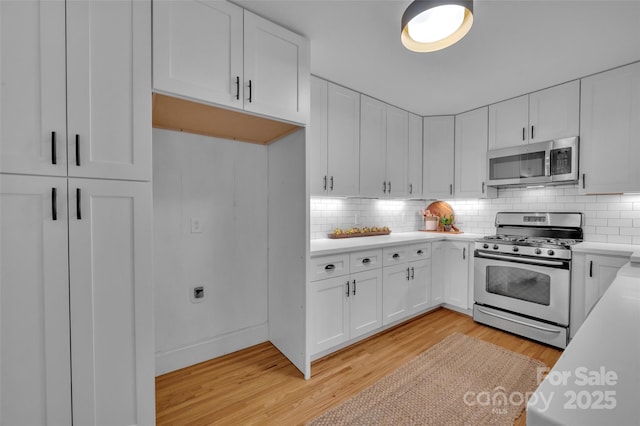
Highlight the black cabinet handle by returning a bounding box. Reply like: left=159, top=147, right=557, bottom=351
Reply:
left=383, top=181, right=387, bottom=193
left=522, top=127, right=526, bottom=141
left=248, top=80, right=252, bottom=103
left=325, top=264, right=335, bottom=271
left=392, top=253, right=400, bottom=259
left=235, top=76, right=240, bottom=100
left=589, top=260, right=593, bottom=278
left=449, top=184, right=453, bottom=195
left=411, top=266, right=415, bottom=279
left=75, top=134, right=80, bottom=166
left=346, top=281, right=350, bottom=297
left=531, top=125, right=535, bottom=139
left=51, top=131, right=57, bottom=165
left=323, top=175, right=327, bottom=191
left=362, top=258, right=371, bottom=264
left=388, top=181, right=391, bottom=193
left=406, top=267, right=410, bottom=280
left=463, top=247, right=466, bottom=260
left=417, top=249, right=424, bottom=255
left=76, top=188, right=81, bottom=220
left=409, top=183, right=413, bottom=194
left=352, top=279, right=356, bottom=296
left=582, top=173, right=586, bottom=189
left=330, top=176, right=334, bottom=191
left=52, top=188, right=58, bottom=221
left=482, top=182, right=485, bottom=194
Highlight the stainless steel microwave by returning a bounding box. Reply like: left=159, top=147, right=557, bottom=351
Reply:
left=487, top=137, right=578, bottom=187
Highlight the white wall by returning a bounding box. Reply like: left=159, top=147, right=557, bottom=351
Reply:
left=311, top=186, right=640, bottom=244
left=153, top=129, right=269, bottom=375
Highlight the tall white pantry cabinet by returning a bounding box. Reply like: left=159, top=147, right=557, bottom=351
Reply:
left=0, top=1, right=154, bottom=425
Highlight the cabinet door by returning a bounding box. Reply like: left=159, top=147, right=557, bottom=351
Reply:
left=243, top=10, right=309, bottom=124
left=584, top=255, right=629, bottom=316
left=430, top=243, right=445, bottom=307
left=68, top=179, right=153, bottom=426
left=407, top=113, right=423, bottom=197
left=153, top=0, right=243, bottom=109
left=529, top=80, right=580, bottom=143
left=309, top=276, right=350, bottom=354
left=443, top=242, right=470, bottom=310
left=455, top=107, right=495, bottom=198
left=423, top=116, right=455, bottom=198
left=408, top=259, right=431, bottom=313
left=580, top=62, right=640, bottom=194
left=359, top=96, right=387, bottom=197
left=66, top=0, right=151, bottom=181
left=488, top=94, right=529, bottom=149
left=382, top=264, right=410, bottom=325
left=327, top=83, right=360, bottom=196
left=309, top=76, right=329, bottom=195
left=0, top=175, right=71, bottom=425
left=385, top=105, right=409, bottom=197
left=0, top=0, right=67, bottom=176
left=350, top=269, right=383, bottom=338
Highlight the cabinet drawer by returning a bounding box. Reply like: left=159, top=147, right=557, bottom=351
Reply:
left=310, top=254, right=350, bottom=281
left=350, top=249, right=383, bottom=273
left=383, top=245, right=411, bottom=266
left=408, top=243, right=431, bottom=260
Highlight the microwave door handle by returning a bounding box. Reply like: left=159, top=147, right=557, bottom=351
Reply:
left=545, top=151, right=551, bottom=177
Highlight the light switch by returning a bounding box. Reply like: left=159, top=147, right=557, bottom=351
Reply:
left=191, top=218, right=202, bottom=233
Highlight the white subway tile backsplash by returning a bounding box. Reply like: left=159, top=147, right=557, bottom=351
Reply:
left=310, top=187, right=640, bottom=243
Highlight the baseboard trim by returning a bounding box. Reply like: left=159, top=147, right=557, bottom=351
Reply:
left=155, top=323, right=269, bottom=376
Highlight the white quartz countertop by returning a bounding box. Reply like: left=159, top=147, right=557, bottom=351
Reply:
left=527, top=262, right=640, bottom=425
left=310, top=231, right=484, bottom=257
left=573, top=241, right=640, bottom=265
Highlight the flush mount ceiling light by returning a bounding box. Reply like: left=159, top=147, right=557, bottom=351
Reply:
left=401, top=0, right=473, bottom=52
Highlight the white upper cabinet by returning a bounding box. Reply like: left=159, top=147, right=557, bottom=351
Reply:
left=309, top=77, right=360, bottom=196
left=407, top=113, right=423, bottom=197
left=579, top=62, right=640, bottom=194
left=423, top=116, right=455, bottom=199
left=360, top=96, right=408, bottom=198
left=488, top=80, right=579, bottom=149
left=67, top=0, right=151, bottom=181
left=152, top=0, right=243, bottom=109
left=1, top=0, right=151, bottom=181
left=455, top=107, right=496, bottom=199
left=153, top=1, right=309, bottom=125
left=0, top=0, right=67, bottom=176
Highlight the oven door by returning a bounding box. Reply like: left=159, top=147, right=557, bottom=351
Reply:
left=474, top=251, right=570, bottom=326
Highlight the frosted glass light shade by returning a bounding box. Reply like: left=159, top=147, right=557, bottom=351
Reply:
left=402, top=0, right=473, bottom=52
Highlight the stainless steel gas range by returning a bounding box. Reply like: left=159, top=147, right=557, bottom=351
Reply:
left=473, top=212, right=584, bottom=349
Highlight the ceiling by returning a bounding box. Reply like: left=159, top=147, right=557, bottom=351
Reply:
left=235, top=0, right=640, bottom=116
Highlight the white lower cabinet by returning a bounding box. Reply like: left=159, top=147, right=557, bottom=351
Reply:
left=0, top=175, right=154, bottom=425
left=309, top=250, right=382, bottom=355
left=570, top=252, right=629, bottom=338
left=432, top=241, right=472, bottom=311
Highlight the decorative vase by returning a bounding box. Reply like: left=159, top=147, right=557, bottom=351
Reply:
left=443, top=224, right=452, bottom=232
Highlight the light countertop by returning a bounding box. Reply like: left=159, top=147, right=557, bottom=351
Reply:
left=310, top=231, right=484, bottom=257
left=573, top=241, right=640, bottom=265
left=527, top=261, right=640, bottom=425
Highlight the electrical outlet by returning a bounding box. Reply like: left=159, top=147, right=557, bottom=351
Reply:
left=191, top=286, right=204, bottom=303
left=190, top=218, right=202, bottom=233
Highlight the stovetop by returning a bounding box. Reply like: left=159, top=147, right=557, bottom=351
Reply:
left=481, top=234, right=581, bottom=249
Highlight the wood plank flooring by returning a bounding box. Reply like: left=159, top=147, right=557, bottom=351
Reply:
left=156, top=308, right=562, bottom=425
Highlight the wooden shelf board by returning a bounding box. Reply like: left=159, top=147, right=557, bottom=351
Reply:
left=152, top=93, right=301, bottom=145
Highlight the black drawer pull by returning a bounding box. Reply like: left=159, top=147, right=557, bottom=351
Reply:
left=235, top=76, right=240, bottom=100
left=52, top=188, right=57, bottom=220
left=75, top=134, right=80, bottom=166
left=51, top=131, right=57, bottom=165
left=362, top=258, right=371, bottom=264
left=76, top=188, right=81, bottom=220
left=325, top=264, right=335, bottom=271
left=392, top=253, right=400, bottom=259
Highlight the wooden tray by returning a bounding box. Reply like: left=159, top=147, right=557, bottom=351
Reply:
left=425, top=200, right=455, bottom=220
left=419, top=229, right=464, bottom=234
left=328, top=231, right=391, bottom=239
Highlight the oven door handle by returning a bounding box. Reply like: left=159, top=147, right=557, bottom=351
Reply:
left=476, top=308, right=561, bottom=334
left=475, top=251, right=568, bottom=268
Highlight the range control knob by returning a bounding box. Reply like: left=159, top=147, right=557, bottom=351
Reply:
left=512, top=246, right=519, bottom=252
left=547, top=249, right=555, bottom=256
left=483, top=243, right=489, bottom=249
left=493, top=245, right=499, bottom=250
left=534, top=248, right=542, bottom=255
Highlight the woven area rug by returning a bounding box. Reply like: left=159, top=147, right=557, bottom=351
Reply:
left=308, top=333, right=546, bottom=426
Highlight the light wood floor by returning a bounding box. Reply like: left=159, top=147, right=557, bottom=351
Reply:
left=156, top=308, right=562, bottom=425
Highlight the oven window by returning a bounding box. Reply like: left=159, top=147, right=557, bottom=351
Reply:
left=486, top=266, right=551, bottom=305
